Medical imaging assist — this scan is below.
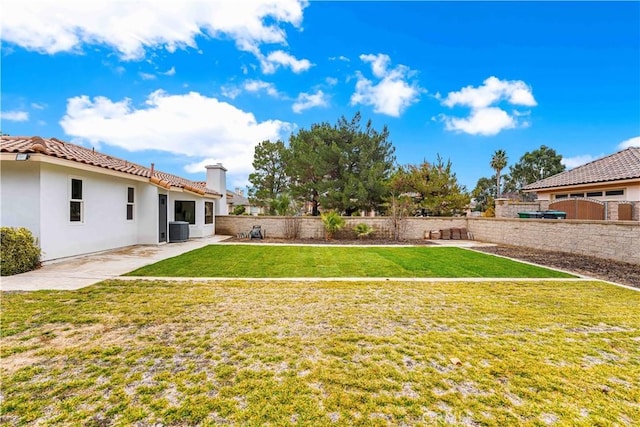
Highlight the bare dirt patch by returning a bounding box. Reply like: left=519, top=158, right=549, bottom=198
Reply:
left=472, top=245, right=640, bottom=289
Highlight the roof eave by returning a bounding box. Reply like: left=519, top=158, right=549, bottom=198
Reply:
left=522, top=177, right=640, bottom=192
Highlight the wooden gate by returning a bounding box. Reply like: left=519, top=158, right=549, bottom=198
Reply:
left=549, top=198, right=604, bottom=220
left=618, top=203, right=633, bottom=221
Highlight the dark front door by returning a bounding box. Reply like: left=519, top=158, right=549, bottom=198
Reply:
left=159, top=194, right=167, bottom=242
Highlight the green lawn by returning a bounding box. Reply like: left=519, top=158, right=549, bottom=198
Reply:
left=126, top=245, right=575, bottom=278
left=1, top=280, right=638, bottom=425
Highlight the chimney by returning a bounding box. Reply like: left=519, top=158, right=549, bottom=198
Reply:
left=205, top=163, right=228, bottom=215
left=235, top=187, right=244, bottom=197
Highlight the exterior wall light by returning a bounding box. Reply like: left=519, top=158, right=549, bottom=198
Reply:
left=15, top=153, right=30, bottom=161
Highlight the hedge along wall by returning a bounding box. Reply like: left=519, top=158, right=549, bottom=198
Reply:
left=216, top=215, right=640, bottom=265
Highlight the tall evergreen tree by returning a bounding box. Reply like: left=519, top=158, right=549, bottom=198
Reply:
left=287, top=112, right=395, bottom=215
left=388, top=156, right=470, bottom=217
left=248, top=139, right=289, bottom=215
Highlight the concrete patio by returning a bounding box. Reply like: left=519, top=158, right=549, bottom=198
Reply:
left=0, top=235, right=231, bottom=292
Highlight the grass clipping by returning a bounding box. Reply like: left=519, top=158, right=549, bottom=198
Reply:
left=1, top=280, right=639, bottom=426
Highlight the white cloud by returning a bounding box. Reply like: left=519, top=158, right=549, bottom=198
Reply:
left=350, top=53, right=421, bottom=117
left=1, top=0, right=307, bottom=61
left=325, top=77, right=338, bottom=86
left=441, top=107, right=515, bottom=136
left=59, top=90, right=292, bottom=176
left=243, top=80, right=281, bottom=97
left=359, top=53, right=391, bottom=79
left=618, top=136, right=640, bottom=149
left=220, top=85, right=242, bottom=100
left=259, top=50, right=312, bottom=74
left=1, top=110, right=29, bottom=122
left=443, top=76, right=537, bottom=109
left=329, top=55, right=349, bottom=62
left=161, top=66, right=176, bottom=76
left=561, top=154, right=600, bottom=169
left=292, top=90, right=328, bottom=113
left=31, top=102, right=47, bottom=110
left=139, top=72, right=156, bottom=80
left=440, top=76, right=537, bottom=136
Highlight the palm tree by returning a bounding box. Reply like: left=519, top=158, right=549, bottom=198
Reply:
left=490, top=149, right=508, bottom=198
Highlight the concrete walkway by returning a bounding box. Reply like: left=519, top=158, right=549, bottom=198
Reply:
left=0, top=236, right=231, bottom=292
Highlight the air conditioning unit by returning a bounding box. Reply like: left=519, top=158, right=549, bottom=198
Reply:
left=168, top=221, right=189, bottom=242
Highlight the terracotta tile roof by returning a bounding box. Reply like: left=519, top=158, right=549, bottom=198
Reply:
left=1, top=136, right=221, bottom=197
left=523, top=147, right=640, bottom=191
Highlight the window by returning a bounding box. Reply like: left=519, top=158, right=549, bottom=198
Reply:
left=605, top=189, right=624, bottom=196
left=570, top=193, right=584, bottom=198
left=586, top=191, right=603, bottom=197
left=175, top=201, right=195, bottom=224
left=70, top=178, right=83, bottom=222
left=126, top=187, right=135, bottom=220
left=205, top=202, right=214, bottom=224
left=555, top=194, right=568, bottom=200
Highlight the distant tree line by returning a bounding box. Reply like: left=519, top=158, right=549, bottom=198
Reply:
left=472, top=146, right=565, bottom=214
left=249, top=112, right=565, bottom=217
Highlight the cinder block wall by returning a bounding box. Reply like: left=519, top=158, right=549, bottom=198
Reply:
left=467, top=217, right=640, bottom=265
left=216, top=215, right=640, bottom=265
left=214, top=216, right=466, bottom=240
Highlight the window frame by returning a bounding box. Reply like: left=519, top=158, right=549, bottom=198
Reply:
left=126, top=187, right=135, bottom=221
left=605, top=189, right=624, bottom=197
left=204, top=201, right=214, bottom=224
left=586, top=191, right=603, bottom=198
left=69, top=178, right=84, bottom=223
left=175, top=200, right=196, bottom=224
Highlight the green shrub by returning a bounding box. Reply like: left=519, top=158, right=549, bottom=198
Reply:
left=1, top=227, right=41, bottom=276
left=232, top=205, right=246, bottom=215
left=321, top=211, right=345, bottom=240
left=353, top=223, right=374, bottom=239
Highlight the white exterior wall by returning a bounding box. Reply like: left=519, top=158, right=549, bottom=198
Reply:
left=137, top=184, right=161, bottom=244
left=0, top=161, right=41, bottom=240
left=2, top=158, right=218, bottom=261
left=39, top=163, right=142, bottom=260
left=167, top=192, right=215, bottom=239
left=626, top=183, right=640, bottom=201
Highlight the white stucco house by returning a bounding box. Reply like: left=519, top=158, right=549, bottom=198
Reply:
left=1, top=135, right=227, bottom=261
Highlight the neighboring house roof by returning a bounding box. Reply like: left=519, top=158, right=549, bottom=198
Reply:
left=523, top=147, right=640, bottom=191
left=226, top=190, right=250, bottom=206
left=1, top=136, right=221, bottom=197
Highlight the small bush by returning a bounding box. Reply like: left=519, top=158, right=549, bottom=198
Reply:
left=483, top=206, right=495, bottom=217
left=232, top=205, right=246, bottom=215
left=1, top=227, right=41, bottom=276
left=353, top=223, right=374, bottom=239
left=321, top=211, right=345, bottom=240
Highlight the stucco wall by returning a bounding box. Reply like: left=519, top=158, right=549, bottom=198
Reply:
left=0, top=161, right=41, bottom=240
left=39, top=163, right=141, bottom=260
left=216, top=215, right=640, bottom=265
left=168, top=193, right=215, bottom=239
left=137, top=185, right=161, bottom=245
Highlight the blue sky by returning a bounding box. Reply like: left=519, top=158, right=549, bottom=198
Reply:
left=2, top=1, right=639, bottom=190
